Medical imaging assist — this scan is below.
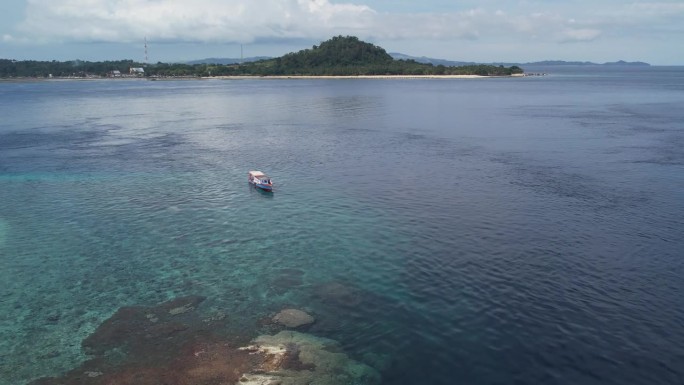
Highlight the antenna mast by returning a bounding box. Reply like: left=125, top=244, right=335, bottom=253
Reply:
left=144, top=37, right=148, bottom=65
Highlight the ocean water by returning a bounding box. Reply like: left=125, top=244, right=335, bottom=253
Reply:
left=1, top=68, right=683, bottom=384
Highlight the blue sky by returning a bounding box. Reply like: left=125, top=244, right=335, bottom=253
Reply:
left=1, top=0, right=683, bottom=64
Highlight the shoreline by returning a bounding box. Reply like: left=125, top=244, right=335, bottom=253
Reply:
left=205, top=74, right=525, bottom=80
left=1, top=74, right=526, bottom=82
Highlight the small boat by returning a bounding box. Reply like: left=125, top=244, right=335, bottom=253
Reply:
left=248, top=170, right=273, bottom=192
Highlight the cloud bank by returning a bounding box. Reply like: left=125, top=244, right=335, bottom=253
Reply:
left=15, top=0, right=376, bottom=43
left=8, top=0, right=684, bottom=48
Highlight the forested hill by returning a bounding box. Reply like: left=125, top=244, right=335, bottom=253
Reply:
left=281, top=35, right=394, bottom=67
left=0, top=36, right=523, bottom=78
left=226, top=36, right=523, bottom=76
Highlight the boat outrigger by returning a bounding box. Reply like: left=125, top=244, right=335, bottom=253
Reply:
left=248, top=171, right=273, bottom=192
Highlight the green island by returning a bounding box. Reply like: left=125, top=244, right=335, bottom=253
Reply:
left=0, top=36, right=523, bottom=78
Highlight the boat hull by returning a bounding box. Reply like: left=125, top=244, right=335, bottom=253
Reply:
left=255, top=183, right=273, bottom=192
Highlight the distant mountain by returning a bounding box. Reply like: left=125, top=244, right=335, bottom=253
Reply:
left=524, top=60, right=595, bottom=66
left=602, top=60, right=650, bottom=66
left=389, top=53, right=650, bottom=67
left=185, top=57, right=271, bottom=65
left=525, top=60, right=650, bottom=66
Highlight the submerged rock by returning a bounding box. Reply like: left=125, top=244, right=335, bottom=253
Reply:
left=168, top=303, right=195, bottom=315
left=273, top=308, right=315, bottom=328
left=30, top=295, right=253, bottom=385
left=81, top=295, right=206, bottom=358
left=242, top=331, right=381, bottom=385
left=30, top=296, right=379, bottom=385
left=238, top=373, right=283, bottom=385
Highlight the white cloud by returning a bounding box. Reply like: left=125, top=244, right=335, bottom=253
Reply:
left=2, top=33, right=33, bottom=44
left=18, top=0, right=376, bottom=43
left=561, top=28, right=602, bottom=42
left=368, top=9, right=487, bottom=40
left=10, top=0, right=683, bottom=47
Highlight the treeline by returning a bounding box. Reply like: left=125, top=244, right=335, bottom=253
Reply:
left=211, top=60, right=522, bottom=76
left=1, top=36, right=524, bottom=78
left=0, top=59, right=142, bottom=78
left=0, top=58, right=229, bottom=78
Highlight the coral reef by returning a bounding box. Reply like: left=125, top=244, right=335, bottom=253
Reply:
left=81, top=294, right=208, bottom=359
left=30, top=296, right=380, bottom=385
left=245, top=331, right=381, bottom=385
left=272, top=308, right=315, bottom=328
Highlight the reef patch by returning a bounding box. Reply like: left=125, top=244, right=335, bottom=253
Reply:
left=272, top=308, right=315, bottom=328
left=30, top=295, right=380, bottom=385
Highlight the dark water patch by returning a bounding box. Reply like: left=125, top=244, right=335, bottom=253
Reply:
left=490, top=153, right=649, bottom=211
left=0, top=127, right=103, bottom=151
left=627, top=134, right=684, bottom=166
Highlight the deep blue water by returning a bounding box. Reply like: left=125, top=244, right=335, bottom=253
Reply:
left=1, top=68, right=683, bottom=384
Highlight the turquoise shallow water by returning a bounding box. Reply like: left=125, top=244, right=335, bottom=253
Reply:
left=1, top=70, right=684, bottom=384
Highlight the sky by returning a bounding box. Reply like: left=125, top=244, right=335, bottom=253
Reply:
left=1, top=0, right=683, bottom=65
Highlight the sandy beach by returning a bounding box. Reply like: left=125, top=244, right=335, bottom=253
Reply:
left=206, top=74, right=525, bottom=80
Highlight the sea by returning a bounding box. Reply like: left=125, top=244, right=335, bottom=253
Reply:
left=1, top=66, right=683, bottom=385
